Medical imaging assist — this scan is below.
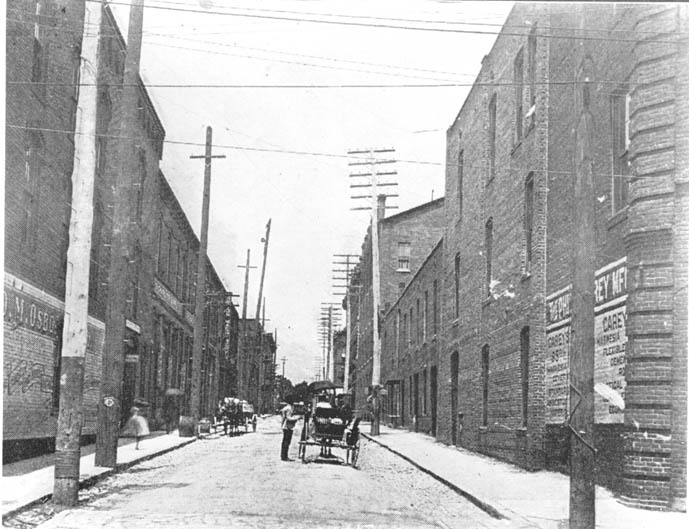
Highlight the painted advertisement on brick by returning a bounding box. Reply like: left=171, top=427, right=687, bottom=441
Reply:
left=545, top=257, right=627, bottom=424
left=3, top=283, right=105, bottom=440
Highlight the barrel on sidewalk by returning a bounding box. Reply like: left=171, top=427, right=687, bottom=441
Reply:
left=178, top=416, right=195, bottom=437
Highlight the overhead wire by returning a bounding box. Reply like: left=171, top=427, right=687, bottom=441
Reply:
left=84, top=0, right=686, bottom=45
left=8, top=123, right=653, bottom=180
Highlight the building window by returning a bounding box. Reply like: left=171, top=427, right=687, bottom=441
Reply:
left=416, top=298, right=421, bottom=345
left=397, top=242, right=411, bottom=271
left=22, top=131, right=42, bottom=250
left=611, top=88, right=631, bottom=213
left=432, top=279, right=438, bottom=335
left=422, top=369, right=428, bottom=415
left=528, top=26, right=537, bottom=120
left=514, top=48, right=524, bottom=142
left=481, top=345, right=489, bottom=427
left=485, top=218, right=493, bottom=297
left=520, top=326, right=530, bottom=427
left=395, top=309, right=401, bottom=367
left=457, top=149, right=464, bottom=216
left=409, top=307, right=414, bottom=345
left=398, top=281, right=405, bottom=295
left=524, top=173, right=534, bottom=274
left=454, top=253, right=460, bottom=319
left=423, top=290, right=428, bottom=342
left=31, top=3, right=44, bottom=86
left=488, top=94, right=497, bottom=182
left=403, top=313, right=408, bottom=352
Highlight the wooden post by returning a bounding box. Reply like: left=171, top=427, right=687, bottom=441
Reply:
left=189, top=126, right=225, bottom=428
left=53, top=0, right=103, bottom=505
left=95, top=0, right=145, bottom=469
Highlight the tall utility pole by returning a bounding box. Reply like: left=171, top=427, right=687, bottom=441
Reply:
left=188, top=126, right=226, bottom=428
left=237, top=249, right=256, bottom=399
left=96, top=0, right=145, bottom=468
left=280, top=356, right=287, bottom=399
left=333, top=254, right=359, bottom=392
left=348, top=148, right=397, bottom=436
left=254, top=221, right=271, bottom=409
left=569, top=108, right=597, bottom=526
left=319, top=302, right=341, bottom=381
left=53, top=0, right=103, bottom=505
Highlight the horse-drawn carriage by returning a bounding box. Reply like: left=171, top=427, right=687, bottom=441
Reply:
left=297, top=381, right=361, bottom=467
left=215, top=397, right=252, bottom=435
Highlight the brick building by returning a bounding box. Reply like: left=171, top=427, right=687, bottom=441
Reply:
left=381, top=240, right=442, bottom=435
left=4, top=1, right=236, bottom=460
left=348, top=197, right=444, bottom=411
left=436, top=3, right=687, bottom=510
left=237, top=318, right=277, bottom=413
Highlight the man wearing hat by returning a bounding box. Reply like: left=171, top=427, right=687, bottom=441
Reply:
left=280, top=395, right=299, bottom=461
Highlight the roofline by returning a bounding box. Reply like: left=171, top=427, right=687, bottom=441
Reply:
left=381, top=197, right=444, bottom=224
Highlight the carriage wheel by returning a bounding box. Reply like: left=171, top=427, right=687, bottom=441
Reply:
left=350, top=444, right=359, bottom=468
left=299, top=443, right=306, bottom=463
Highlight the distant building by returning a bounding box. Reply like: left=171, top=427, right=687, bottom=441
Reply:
left=237, top=318, right=276, bottom=413
left=348, top=197, right=444, bottom=412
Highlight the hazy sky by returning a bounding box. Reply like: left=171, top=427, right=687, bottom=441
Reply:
left=110, top=0, right=514, bottom=383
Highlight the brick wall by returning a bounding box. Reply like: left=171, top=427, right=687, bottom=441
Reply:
left=438, top=4, right=550, bottom=469
left=381, top=241, right=442, bottom=435
left=434, top=3, right=687, bottom=509
left=348, top=199, right=445, bottom=414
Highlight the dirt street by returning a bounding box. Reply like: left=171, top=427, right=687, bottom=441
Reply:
left=10, top=417, right=505, bottom=529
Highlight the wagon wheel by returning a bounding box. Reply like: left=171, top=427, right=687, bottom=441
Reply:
left=299, top=442, right=306, bottom=463
left=350, top=444, right=360, bottom=468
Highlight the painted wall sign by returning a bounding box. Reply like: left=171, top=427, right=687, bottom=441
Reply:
left=545, top=257, right=627, bottom=424
left=4, top=287, right=62, bottom=338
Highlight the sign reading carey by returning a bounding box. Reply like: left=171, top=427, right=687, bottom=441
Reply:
left=4, top=287, right=62, bottom=339
left=545, top=257, right=627, bottom=424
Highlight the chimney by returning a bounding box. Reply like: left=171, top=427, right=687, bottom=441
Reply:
left=377, top=194, right=387, bottom=220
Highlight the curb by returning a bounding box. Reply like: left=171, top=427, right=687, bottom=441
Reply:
left=2, top=437, right=196, bottom=521
left=362, top=432, right=507, bottom=520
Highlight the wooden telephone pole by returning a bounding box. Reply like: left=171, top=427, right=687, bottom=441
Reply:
left=333, top=254, right=359, bottom=392
left=53, top=0, right=103, bottom=505
left=188, top=126, right=225, bottom=428
left=254, top=221, right=271, bottom=409
left=96, top=0, right=145, bottom=468
left=348, top=148, right=397, bottom=436
left=237, top=249, right=256, bottom=399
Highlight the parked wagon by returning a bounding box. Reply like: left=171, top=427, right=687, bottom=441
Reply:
left=297, top=381, right=361, bottom=467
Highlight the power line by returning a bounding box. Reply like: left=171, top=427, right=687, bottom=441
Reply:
left=6, top=123, right=657, bottom=180
left=85, top=0, right=685, bottom=45
left=11, top=79, right=684, bottom=89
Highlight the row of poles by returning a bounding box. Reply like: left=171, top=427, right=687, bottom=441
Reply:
left=317, top=148, right=398, bottom=434
left=52, top=0, right=276, bottom=505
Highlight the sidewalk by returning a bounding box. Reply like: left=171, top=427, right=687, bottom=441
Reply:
left=362, top=424, right=688, bottom=529
left=2, top=431, right=196, bottom=519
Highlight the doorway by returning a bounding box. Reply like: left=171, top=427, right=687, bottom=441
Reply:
left=451, top=351, right=459, bottom=445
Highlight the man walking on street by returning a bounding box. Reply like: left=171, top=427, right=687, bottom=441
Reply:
left=280, top=395, right=298, bottom=461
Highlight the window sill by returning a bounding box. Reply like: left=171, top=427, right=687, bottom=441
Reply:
left=396, top=269, right=411, bottom=274
left=607, top=206, right=628, bottom=230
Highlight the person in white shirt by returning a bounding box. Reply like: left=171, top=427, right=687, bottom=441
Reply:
left=280, top=396, right=298, bottom=461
